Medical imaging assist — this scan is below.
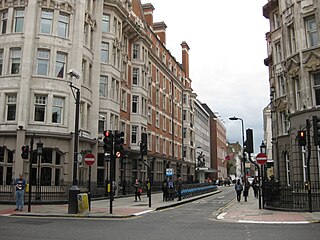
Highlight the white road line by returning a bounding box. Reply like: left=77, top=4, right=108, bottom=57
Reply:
left=238, top=220, right=309, bottom=224
left=217, top=212, right=227, bottom=220
left=133, top=210, right=153, bottom=216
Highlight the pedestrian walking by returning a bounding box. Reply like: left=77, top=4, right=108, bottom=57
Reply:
left=14, top=174, right=26, bottom=211
left=243, top=179, right=250, bottom=202
left=235, top=179, right=243, bottom=202
left=134, top=179, right=141, bottom=201
left=177, top=177, right=182, bottom=201
left=162, top=179, right=168, bottom=201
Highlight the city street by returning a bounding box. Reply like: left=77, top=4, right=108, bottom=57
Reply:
left=1, top=187, right=319, bottom=240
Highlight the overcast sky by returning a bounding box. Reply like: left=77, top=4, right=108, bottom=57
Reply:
left=140, top=0, right=270, bottom=153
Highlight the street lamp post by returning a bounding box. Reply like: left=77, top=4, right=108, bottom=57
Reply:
left=260, top=141, right=266, bottom=208
left=229, top=116, right=246, bottom=180
left=68, top=70, right=81, bottom=214
left=35, top=141, right=43, bottom=201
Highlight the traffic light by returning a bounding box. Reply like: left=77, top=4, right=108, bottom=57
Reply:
left=21, top=145, right=29, bottom=159
left=246, top=129, right=254, bottom=153
left=297, top=130, right=306, bottom=146
left=114, top=131, right=124, bottom=157
left=313, top=116, right=320, bottom=146
left=103, top=130, right=113, bottom=153
left=140, top=133, right=148, bottom=155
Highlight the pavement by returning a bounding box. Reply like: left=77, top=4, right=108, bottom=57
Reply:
left=0, top=186, right=319, bottom=224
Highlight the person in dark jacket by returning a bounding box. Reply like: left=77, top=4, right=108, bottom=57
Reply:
left=243, top=179, right=250, bottom=202
left=177, top=177, right=182, bottom=201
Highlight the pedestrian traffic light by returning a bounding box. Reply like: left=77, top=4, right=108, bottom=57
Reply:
left=103, top=130, right=113, bottom=153
left=313, top=116, right=320, bottom=146
left=114, top=131, right=124, bottom=157
left=246, top=129, right=254, bottom=153
left=21, top=145, right=29, bottom=159
left=297, top=130, right=306, bottom=146
left=140, top=133, right=148, bottom=155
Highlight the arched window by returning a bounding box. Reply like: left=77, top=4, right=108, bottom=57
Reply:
left=0, top=146, right=13, bottom=185
left=30, top=148, right=63, bottom=186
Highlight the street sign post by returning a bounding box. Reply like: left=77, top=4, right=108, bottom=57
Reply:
left=256, top=153, right=267, bottom=165
left=84, top=153, right=95, bottom=211
left=84, top=153, right=95, bottom=166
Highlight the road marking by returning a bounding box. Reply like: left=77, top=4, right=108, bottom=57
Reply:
left=217, top=212, right=227, bottom=220
left=238, top=220, right=309, bottom=224
left=133, top=210, right=153, bottom=216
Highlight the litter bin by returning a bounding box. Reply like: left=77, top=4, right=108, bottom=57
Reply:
left=77, top=193, right=89, bottom=215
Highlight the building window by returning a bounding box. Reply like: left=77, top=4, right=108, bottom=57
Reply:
left=121, top=89, right=127, bottom=111
left=133, top=67, right=139, bottom=85
left=156, top=112, right=159, bottom=127
left=102, top=14, right=110, bottom=33
left=278, top=75, right=286, bottom=97
left=295, top=77, right=302, bottom=110
left=101, top=42, right=109, bottom=63
left=275, top=42, right=282, bottom=63
left=133, top=44, right=139, bottom=60
left=55, top=52, right=66, bottom=78
left=37, top=49, right=50, bottom=76
left=1, top=10, right=7, bottom=34
left=52, top=97, right=63, bottom=123
left=288, top=25, right=296, bottom=55
left=58, top=13, right=69, bottom=38
left=313, top=72, right=320, bottom=106
left=273, top=11, right=280, bottom=30
left=99, top=76, right=108, bottom=97
left=280, top=111, right=288, bottom=135
left=163, top=115, right=166, bottom=131
left=6, top=94, right=16, bottom=121
left=98, top=113, right=106, bottom=133
left=131, top=125, right=138, bottom=144
left=14, top=9, right=24, bottom=33
left=0, top=49, right=3, bottom=75
left=132, top=95, right=138, bottom=113
left=148, top=106, right=152, bottom=123
left=306, top=16, right=318, bottom=48
left=40, top=9, right=53, bottom=34
left=10, top=48, right=21, bottom=74
left=34, top=95, right=46, bottom=122
left=285, top=152, right=291, bottom=185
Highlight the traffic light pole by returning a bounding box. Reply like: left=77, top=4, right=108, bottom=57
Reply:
left=28, top=134, right=35, bottom=212
left=68, top=83, right=80, bottom=214
left=306, top=119, right=312, bottom=213
left=141, top=152, right=151, bottom=208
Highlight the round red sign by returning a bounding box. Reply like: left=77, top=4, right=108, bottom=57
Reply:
left=84, top=153, right=95, bottom=166
left=256, top=153, right=267, bottom=165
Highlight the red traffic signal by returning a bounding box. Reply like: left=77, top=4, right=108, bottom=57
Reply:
left=103, top=130, right=113, bottom=153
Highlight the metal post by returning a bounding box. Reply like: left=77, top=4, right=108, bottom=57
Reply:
left=28, top=134, right=35, bottom=212
left=68, top=84, right=80, bottom=214
left=35, top=142, right=43, bottom=201
left=306, top=119, right=312, bottom=213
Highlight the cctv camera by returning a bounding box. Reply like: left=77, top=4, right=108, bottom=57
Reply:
left=68, top=69, right=81, bottom=79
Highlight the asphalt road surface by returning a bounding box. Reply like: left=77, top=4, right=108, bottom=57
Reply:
left=1, top=187, right=319, bottom=240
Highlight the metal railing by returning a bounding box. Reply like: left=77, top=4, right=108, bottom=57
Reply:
left=264, top=181, right=320, bottom=211
left=0, top=181, right=218, bottom=203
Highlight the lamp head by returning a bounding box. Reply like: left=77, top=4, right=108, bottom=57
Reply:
left=229, top=116, right=238, bottom=121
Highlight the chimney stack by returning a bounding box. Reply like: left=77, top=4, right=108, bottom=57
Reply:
left=181, top=41, right=190, bottom=78
left=142, top=3, right=155, bottom=28
left=153, top=21, right=167, bottom=45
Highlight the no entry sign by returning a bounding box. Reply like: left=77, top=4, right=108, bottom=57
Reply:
left=84, top=153, right=95, bottom=166
left=256, top=153, right=267, bottom=165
